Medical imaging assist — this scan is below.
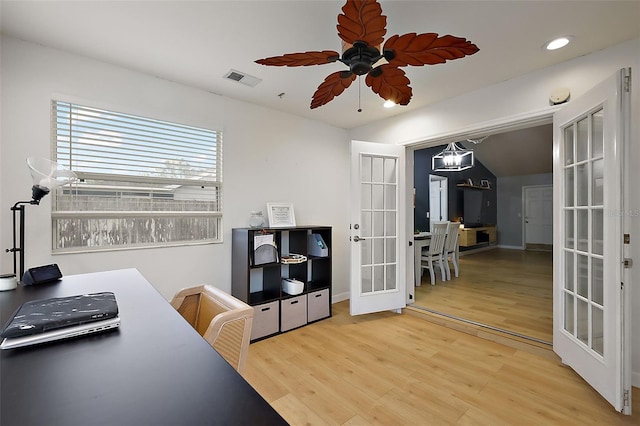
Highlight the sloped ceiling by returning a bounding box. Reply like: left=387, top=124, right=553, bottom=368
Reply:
left=461, top=124, right=553, bottom=177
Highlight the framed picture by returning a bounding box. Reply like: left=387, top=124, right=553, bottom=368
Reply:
left=267, top=203, right=296, bottom=228
left=480, top=179, right=491, bottom=188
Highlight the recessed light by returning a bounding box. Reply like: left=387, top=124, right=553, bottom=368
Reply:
left=383, top=100, right=396, bottom=108
left=545, top=36, right=572, bottom=51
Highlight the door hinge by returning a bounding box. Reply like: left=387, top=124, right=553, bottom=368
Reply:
left=624, top=233, right=630, bottom=244
left=623, top=258, right=633, bottom=268
left=623, top=389, right=630, bottom=407
left=624, top=74, right=631, bottom=93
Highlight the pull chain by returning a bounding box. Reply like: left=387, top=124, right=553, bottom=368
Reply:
left=357, top=77, right=362, bottom=112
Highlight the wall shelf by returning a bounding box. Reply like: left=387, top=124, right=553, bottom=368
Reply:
left=456, top=183, right=490, bottom=190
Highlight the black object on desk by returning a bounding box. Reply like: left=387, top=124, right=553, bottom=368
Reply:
left=0, top=268, right=286, bottom=426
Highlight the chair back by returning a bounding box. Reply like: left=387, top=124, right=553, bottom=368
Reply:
left=171, top=285, right=254, bottom=375
left=444, top=222, right=461, bottom=253
left=429, top=222, right=449, bottom=255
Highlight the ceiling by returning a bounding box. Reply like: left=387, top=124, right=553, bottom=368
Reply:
left=1, top=1, right=639, bottom=130
left=460, top=124, right=553, bottom=177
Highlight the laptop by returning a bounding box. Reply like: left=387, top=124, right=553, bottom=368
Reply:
left=0, top=292, right=120, bottom=350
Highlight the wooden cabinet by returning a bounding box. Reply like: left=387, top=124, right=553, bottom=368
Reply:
left=232, top=226, right=332, bottom=341
left=458, top=226, right=497, bottom=247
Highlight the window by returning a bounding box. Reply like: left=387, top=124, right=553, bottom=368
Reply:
left=52, top=101, right=222, bottom=252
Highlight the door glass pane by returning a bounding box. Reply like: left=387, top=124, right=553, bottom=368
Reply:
left=361, top=156, right=372, bottom=181
left=577, top=209, right=588, bottom=252
left=385, top=212, right=396, bottom=236
left=372, top=157, right=383, bottom=183
left=577, top=298, right=589, bottom=344
left=386, top=264, right=396, bottom=290
left=592, top=109, right=604, bottom=159
left=384, top=184, right=397, bottom=209
left=564, top=210, right=574, bottom=248
left=372, top=185, right=384, bottom=209
left=361, top=211, right=372, bottom=237
left=564, top=125, right=574, bottom=165
left=577, top=254, right=589, bottom=298
left=593, top=307, right=604, bottom=356
left=592, top=158, right=604, bottom=205
left=576, top=163, right=588, bottom=206
left=361, top=184, right=372, bottom=210
left=564, top=250, right=574, bottom=291
left=565, top=167, right=574, bottom=207
left=373, top=238, right=384, bottom=264
left=564, top=293, right=574, bottom=334
left=373, top=211, right=384, bottom=237
left=361, top=266, right=372, bottom=294
left=592, top=208, right=603, bottom=255
left=576, top=117, right=589, bottom=162
left=592, top=257, right=603, bottom=306
left=384, top=158, right=397, bottom=183
left=373, top=265, right=384, bottom=291
left=385, top=238, right=396, bottom=263
left=361, top=239, right=372, bottom=265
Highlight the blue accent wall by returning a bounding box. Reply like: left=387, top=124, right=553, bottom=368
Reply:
left=414, top=146, right=497, bottom=232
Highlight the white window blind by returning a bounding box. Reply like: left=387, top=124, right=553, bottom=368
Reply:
left=52, top=101, right=223, bottom=252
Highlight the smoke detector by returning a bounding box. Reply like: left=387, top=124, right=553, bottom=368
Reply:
left=223, top=69, right=262, bottom=87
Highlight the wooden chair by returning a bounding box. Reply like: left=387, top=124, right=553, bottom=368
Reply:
left=420, top=221, right=448, bottom=285
left=443, top=222, right=461, bottom=280
left=170, top=285, right=253, bottom=375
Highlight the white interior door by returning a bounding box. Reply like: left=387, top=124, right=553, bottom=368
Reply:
left=524, top=185, right=553, bottom=246
left=429, top=175, right=448, bottom=230
left=553, top=68, right=631, bottom=414
left=350, top=140, right=406, bottom=316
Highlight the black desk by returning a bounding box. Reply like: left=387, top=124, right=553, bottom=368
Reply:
left=0, top=269, right=286, bottom=426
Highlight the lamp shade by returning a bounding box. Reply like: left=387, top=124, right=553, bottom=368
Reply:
left=431, top=143, right=474, bottom=172
left=27, top=157, right=77, bottom=202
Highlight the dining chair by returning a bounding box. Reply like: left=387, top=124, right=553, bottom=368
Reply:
left=170, top=285, right=254, bottom=375
left=420, top=221, right=449, bottom=285
left=443, top=222, right=461, bottom=280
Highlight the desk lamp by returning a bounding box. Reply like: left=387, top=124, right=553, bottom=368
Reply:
left=5, top=157, right=77, bottom=283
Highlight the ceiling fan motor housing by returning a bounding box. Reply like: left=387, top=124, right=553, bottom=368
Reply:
left=341, top=41, right=383, bottom=75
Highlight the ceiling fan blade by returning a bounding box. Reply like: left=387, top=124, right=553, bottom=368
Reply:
left=365, top=64, right=412, bottom=105
left=310, top=71, right=357, bottom=109
left=337, top=0, right=386, bottom=47
left=255, top=50, right=340, bottom=67
left=384, top=33, right=479, bottom=67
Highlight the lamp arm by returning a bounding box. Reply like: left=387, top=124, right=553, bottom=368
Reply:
left=12, top=200, right=39, bottom=209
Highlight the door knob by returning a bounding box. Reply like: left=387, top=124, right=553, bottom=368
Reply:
left=353, top=235, right=366, bottom=242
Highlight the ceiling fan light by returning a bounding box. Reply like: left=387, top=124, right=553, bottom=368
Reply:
left=383, top=100, right=396, bottom=108
left=545, top=36, right=572, bottom=51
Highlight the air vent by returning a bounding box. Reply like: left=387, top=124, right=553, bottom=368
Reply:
left=223, top=69, right=262, bottom=87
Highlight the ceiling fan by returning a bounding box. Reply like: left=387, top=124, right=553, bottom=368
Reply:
left=255, top=0, right=479, bottom=109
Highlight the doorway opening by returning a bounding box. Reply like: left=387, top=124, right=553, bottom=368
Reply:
left=411, top=121, right=554, bottom=345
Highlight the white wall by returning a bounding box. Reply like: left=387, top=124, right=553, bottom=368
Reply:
left=0, top=36, right=350, bottom=301
left=350, top=37, right=640, bottom=387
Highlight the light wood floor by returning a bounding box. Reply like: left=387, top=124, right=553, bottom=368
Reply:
left=414, top=248, right=553, bottom=343
left=245, top=301, right=638, bottom=425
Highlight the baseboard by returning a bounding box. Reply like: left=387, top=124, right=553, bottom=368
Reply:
left=497, top=244, right=524, bottom=250
left=332, top=291, right=349, bottom=304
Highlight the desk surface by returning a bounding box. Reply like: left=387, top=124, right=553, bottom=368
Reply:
left=0, top=268, right=286, bottom=426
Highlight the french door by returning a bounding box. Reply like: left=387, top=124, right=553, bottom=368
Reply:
left=553, top=68, right=631, bottom=414
left=349, top=140, right=406, bottom=315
